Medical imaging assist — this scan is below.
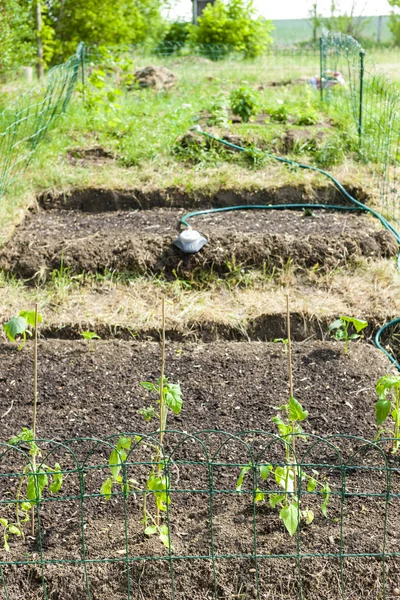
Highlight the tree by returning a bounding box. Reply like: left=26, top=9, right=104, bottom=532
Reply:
left=44, top=0, right=166, bottom=62
left=0, top=0, right=35, bottom=77
left=323, top=0, right=371, bottom=39
left=389, top=0, right=400, bottom=45
left=308, top=3, right=323, bottom=43
left=189, top=0, right=274, bottom=58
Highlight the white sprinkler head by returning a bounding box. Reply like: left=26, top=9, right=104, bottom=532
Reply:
left=173, top=229, right=208, bottom=254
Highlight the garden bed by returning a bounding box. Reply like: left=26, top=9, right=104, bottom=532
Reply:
left=0, top=206, right=395, bottom=278
left=0, top=340, right=399, bottom=600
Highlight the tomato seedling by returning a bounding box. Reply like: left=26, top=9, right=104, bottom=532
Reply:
left=375, top=375, right=400, bottom=454
left=3, top=310, right=43, bottom=351
left=329, top=316, right=368, bottom=354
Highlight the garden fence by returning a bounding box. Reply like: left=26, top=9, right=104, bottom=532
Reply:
left=0, top=430, right=399, bottom=599
left=0, top=43, right=84, bottom=198
left=321, top=32, right=400, bottom=224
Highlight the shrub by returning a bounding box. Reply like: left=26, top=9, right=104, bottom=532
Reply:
left=159, top=21, right=191, bottom=54
left=230, top=86, right=261, bottom=122
left=189, top=0, right=274, bottom=58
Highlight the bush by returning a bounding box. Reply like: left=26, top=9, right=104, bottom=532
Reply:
left=189, top=0, right=274, bottom=58
left=159, top=21, right=191, bottom=54
left=230, top=86, right=261, bottom=122
left=0, top=0, right=35, bottom=77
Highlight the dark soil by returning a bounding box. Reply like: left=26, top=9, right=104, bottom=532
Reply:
left=0, top=207, right=395, bottom=278
left=37, top=185, right=369, bottom=212
left=0, top=341, right=399, bottom=600
left=66, top=146, right=117, bottom=167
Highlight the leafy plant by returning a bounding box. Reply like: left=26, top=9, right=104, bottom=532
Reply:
left=4, top=310, right=43, bottom=351
left=7, top=429, right=63, bottom=544
left=0, top=518, right=22, bottom=552
left=230, top=86, right=261, bottom=123
left=237, top=296, right=330, bottom=536
left=189, top=0, right=274, bottom=59
left=81, top=330, right=101, bottom=351
left=273, top=338, right=289, bottom=354
left=375, top=375, right=400, bottom=454
left=100, top=300, right=183, bottom=549
left=329, top=316, right=368, bottom=354
left=207, top=94, right=229, bottom=127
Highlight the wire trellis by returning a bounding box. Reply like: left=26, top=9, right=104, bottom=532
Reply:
left=0, top=430, right=399, bottom=599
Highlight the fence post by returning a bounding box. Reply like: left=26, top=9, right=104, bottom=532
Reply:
left=319, top=37, right=324, bottom=102
left=358, top=50, right=365, bottom=146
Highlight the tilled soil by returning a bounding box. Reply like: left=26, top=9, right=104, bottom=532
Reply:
left=0, top=340, right=399, bottom=600
left=0, top=208, right=396, bottom=278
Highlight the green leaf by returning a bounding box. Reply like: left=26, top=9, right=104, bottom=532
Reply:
left=48, top=463, right=63, bottom=493
left=236, top=465, right=251, bottom=491
left=321, top=483, right=330, bottom=517
left=159, top=532, right=171, bottom=549
left=21, top=502, right=31, bottom=512
left=340, top=316, right=368, bottom=333
left=19, top=310, right=42, bottom=328
left=307, top=478, right=317, bottom=493
left=329, top=318, right=344, bottom=331
left=272, top=416, right=291, bottom=437
left=254, top=488, right=265, bottom=503
left=164, top=383, right=183, bottom=415
left=116, top=436, right=132, bottom=453
left=8, top=525, right=21, bottom=536
left=302, top=509, right=314, bottom=525
left=81, top=331, right=100, bottom=340
left=26, top=471, right=48, bottom=503
left=280, top=502, right=300, bottom=536
left=141, top=382, right=156, bottom=391
left=0, top=519, right=8, bottom=528
left=376, top=375, right=400, bottom=397
left=376, top=399, right=391, bottom=426
left=269, top=493, right=285, bottom=508
left=148, top=473, right=170, bottom=512
left=144, top=525, right=157, bottom=536
left=100, top=478, right=113, bottom=500
left=4, top=316, right=28, bottom=343
left=275, top=466, right=294, bottom=493
left=288, top=397, right=308, bottom=422
left=260, top=464, right=273, bottom=481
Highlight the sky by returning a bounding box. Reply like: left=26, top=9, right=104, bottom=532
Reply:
left=168, top=0, right=393, bottom=21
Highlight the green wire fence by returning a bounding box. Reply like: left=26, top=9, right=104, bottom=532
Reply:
left=0, top=430, right=399, bottom=599
left=0, top=43, right=84, bottom=199
left=321, top=32, right=400, bottom=225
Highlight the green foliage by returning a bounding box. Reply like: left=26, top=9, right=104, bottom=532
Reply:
left=159, top=21, right=191, bottom=54
left=230, top=86, right=261, bottom=122
left=237, top=398, right=330, bottom=536
left=207, top=93, right=230, bottom=127
left=81, top=330, right=101, bottom=350
left=4, top=428, right=63, bottom=547
left=47, top=0, right=166, bottom=62
left=3, top=310, right=43, bottom=351
left=329, top=316, right=368, bottom=354
left=0, top=0, right=35, bottom=76
left=375, top=375, right=400, bottom=453
left=389, top=4, right=400, bottom=46
left=101, top=372, right=183, bottom=550
left=189, top=0, right=274, bottom=58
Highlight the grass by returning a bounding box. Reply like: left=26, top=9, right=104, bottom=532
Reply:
left=0, top=256, right=398, bottom=338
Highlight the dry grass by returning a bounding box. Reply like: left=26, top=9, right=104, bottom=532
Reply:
left=0, top=258, right=398, bottom=337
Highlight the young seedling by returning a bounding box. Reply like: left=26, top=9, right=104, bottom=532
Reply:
left=375, top=375, right=400, bottom=454
left=100, top=299, right=183, bottom=550
left=273, top=338, right=289, bottom=354
left=237, top=296, right=330, bottom=536
left=3, top=310, right=43, bottom=351
left=81, top=331, right=101, bottom=351
left=329, top=316, right=368, bottom=354
left=3, top=306, right=64, bottom=548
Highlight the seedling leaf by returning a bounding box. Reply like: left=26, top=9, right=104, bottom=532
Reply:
left=280, top=502, right=300, bottom=536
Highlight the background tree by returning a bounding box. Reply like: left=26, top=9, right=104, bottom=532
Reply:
left=389, top=0, right=400, bottom=45
left=44, top=0, right=166, bottom=62
left=188, top=0, right=274, bottom=58
left=0, top=0, right=35, bottom=78
left=323, top=0, right=371, bottom=39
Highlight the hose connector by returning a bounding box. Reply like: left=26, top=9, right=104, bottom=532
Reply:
left=173, top=229, right=208, bottom=254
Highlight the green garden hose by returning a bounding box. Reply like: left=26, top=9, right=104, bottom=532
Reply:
left=180, top=129, right=400, bottom=372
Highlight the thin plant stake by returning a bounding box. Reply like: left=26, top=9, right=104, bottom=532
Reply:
left=156, top=298, right=166, bottom=527
left=31, top=303, right=39, bottom=536
left=286, top=294, right=297, bottom=493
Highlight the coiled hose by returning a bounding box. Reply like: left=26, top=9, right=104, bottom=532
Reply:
left=180, top=130, right=400, bottom=372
